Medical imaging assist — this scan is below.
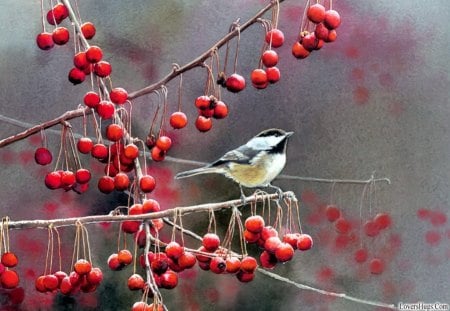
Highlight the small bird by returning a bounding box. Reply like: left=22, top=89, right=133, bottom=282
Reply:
left=175, top=128, right=293, bottom=199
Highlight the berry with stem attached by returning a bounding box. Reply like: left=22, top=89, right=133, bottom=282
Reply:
left=170, top=112, right=188, bottom=129
left=265, top=29, right=285, bottom=48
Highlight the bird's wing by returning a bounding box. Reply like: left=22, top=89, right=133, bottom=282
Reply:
left=211, top=144, right=267, bottom=166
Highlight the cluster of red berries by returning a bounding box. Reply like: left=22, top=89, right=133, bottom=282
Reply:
left=250, top=29, right=285, bottom=89
left=36, top=259, right=103, bottom=295
left=118, top=200, right=163, bottom=235
left=131, top=301, right=164, bottom=311
left=243, top=215, right=313, bottom=268
left=195, top=233, right=258, bottom=282
left=292, top=4, right=341, bottom=59
left=193, top=95, right=229, bottom=132
left=0, top=252, right=20, bottom=290
left=325, top=204, right=392, bottom=275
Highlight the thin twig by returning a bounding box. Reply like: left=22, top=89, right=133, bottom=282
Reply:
left=257, top=269, right=398, bottom=310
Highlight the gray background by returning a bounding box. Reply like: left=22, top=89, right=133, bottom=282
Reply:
left=0, top=0, right=449, bottom=310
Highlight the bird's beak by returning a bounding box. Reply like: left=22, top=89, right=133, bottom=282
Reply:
left=285, top=131, right=294, bottom=137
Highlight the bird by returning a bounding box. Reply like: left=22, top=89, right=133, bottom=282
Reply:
left=174, top=128, right=293, bottom=200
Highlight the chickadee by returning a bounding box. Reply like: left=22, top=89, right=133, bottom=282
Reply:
left=175, top=128, right=293, bottom=198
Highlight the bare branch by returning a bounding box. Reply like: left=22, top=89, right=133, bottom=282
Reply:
left=257, top=269, right=398, bottom=310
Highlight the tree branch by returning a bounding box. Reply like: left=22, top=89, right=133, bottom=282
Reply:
left=5, top=192, right=289, bottom=230
left=127, top=0, right=284, bottom=99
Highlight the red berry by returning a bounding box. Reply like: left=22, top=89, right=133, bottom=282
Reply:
left=354, top=248, right=368, bottom=263
left=1, top=270, right=19, bottom=289
left=282, top=233, right=299, bottom=250
left=165, top=241, right=184, bottom=260
left=245, top=215, right=265, bottom=233
left=106, top=124, right=123, bottom=142
left=87, top=267, right=103, bottom=285
left=110, top=87, right=128, bottom=105
left=297, top=234, right=313, bottom=251
left=54, top=271, right=68, bottom=286
left=209, top=256, right=226, bottom=274
left=114, top=172, right=130, bottom=191
left=275, top=242, right=294, bottom=262
left=325, top=30, right=337, bottom=42
left=236, top=270, right=254, bottom=283
left=142, top=199, right=160, bottom=213
left=128, top=274, right=145, bottom=290
left=265, top=29, right=285, bottom=48
left=45, top=171, right=62, bottom=189
left=139, top=174, right=156, bottom=193
left=260, top=250, right=277, bottom=269
left=1, top=252, right=18, bottom=268
left=264, top=236, right=282, bottom=254
left=301, top=33, right=319, bottom=51
left=75, top=168, right=92, bottom=184
left=59, top=276, right=73, bottom=295
left=260, top=226, right=278, bottom=241
left=156, top=136, right=172, bottom=151
left=68, top=68, right=86, bottom=85
left=96, top=100, right=115, bottom=119
left=213, top=101, right=228, bottom=119
left=240, top=256, right=257, bottom=273
left=61, top=170, right=76, bottom=187
left=77, top=137, right=94, bottom=154
left=151, top=255, right=169, bottom=275
left=324, top=10, right=341, bottom=30
left=307, top=3, right=326, bottom=23
left=161, top=270, right=178, bottom=289
left=225, top=257, right=241, bottom=273
left=364, top=220, right=380, bottom=237
left=335, top=217, right=351, bottom=234
left=314, top=23, right=329, bottom=41
left=374, top=213, right=392, bottom=230
left=36, top=32, right=54, bottom=50
left=244, top=229, right=260, bottom=243
left=261, top=50, right=278, bottom=68
left=266, top=67, right=281, bottom=84
left=34, top=147, right=52, bottom=165
left=178, top=252, right=197, bottom=269
left=73, top=52, right=88, bottom=70
left=169, top=112, right=188, bottom=129
left=369, top=258, right=384, bottom=275
left=225, top=73, right=246, bottom=93
left=43, top=274, right=59, bottom=291
left=83, top=91, right=100, bottom=108
left=98, top=175, right=115, bottom=193
left=202, top=233, right=220, bottom=252
left=35, top=275, right=46, bottom=292
left=74, top=259, right=92, bottom=275
left=250, top=69, right=268, bottom=86
left=81, top=22, right=96, bottom=40
left=292, top=42, right=310, bottom=59
left=86, top=46, right=103, bottom=63
left=46, top=4, right=68, bottom=25
left=118, top=249, right=133, bottom=265
left=69, top=271, right=81, bottom=286
left=107, top=253, right=124, bottom=271
left=91, top=143, right=108, bottom=160
left=94, top=61, right=112, bottom=77
left=199, top=108, right=214, bottom=118
left=325, top=204, right=341, bottom=222
left=132, top=302, right=150, bottom=311
left=52, top=27, right=70, bottom=45
left=195, top=116, right=212, bottom=132
left=195, top=95, right=211, bottom=110
left=123, top=144, right=139, bottom=159
left=151, top=146, right=166, bottom=162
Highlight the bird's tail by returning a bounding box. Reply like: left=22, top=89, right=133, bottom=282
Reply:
left=174, top=166, right=224, bottom=179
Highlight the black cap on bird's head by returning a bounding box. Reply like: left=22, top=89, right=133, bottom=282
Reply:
left=255, top=128, right=294, bottom=138
left=248, top=128, right=294, bottom=153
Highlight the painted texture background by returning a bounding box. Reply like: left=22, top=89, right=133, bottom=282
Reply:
left=0, top=0, right=449, bottom=310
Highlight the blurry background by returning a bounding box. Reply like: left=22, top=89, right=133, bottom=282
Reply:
left=0, top=0, right=449, bottom=310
